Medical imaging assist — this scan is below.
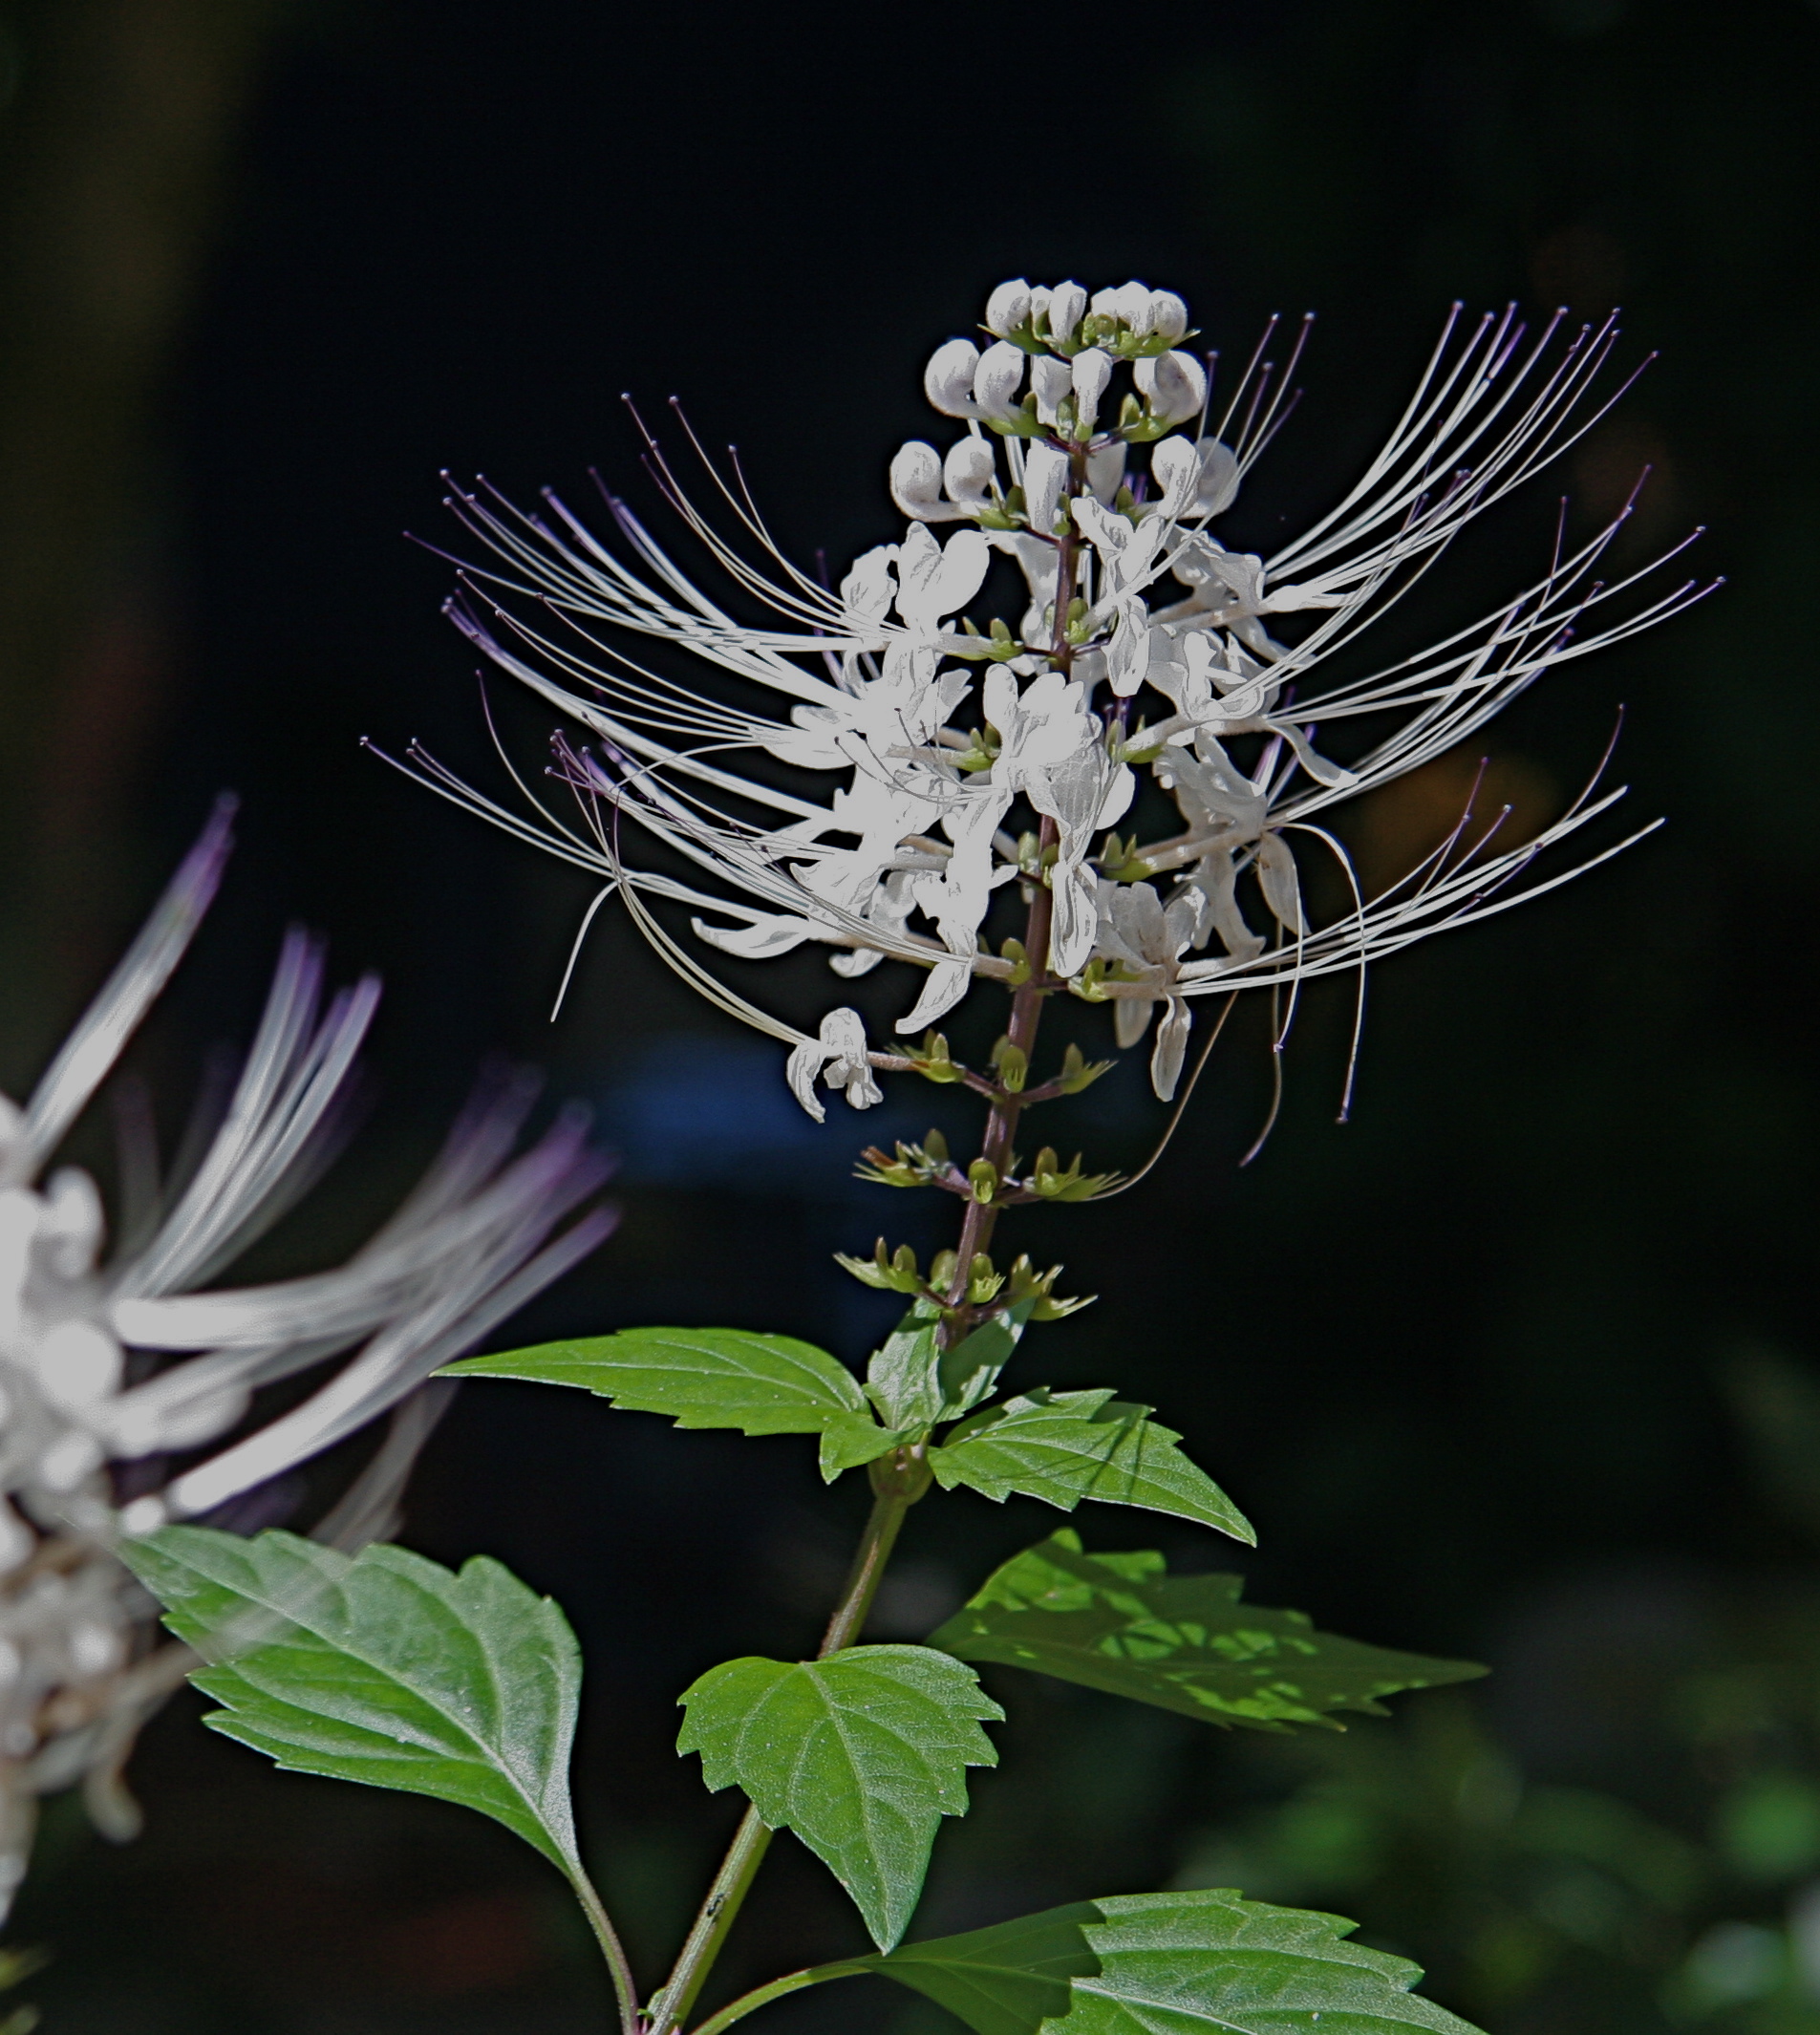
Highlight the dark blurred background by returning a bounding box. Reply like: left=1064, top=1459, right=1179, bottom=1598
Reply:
left=0, top=2, right=1815, bottom=2031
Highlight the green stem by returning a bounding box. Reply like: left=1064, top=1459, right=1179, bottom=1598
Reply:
left=651, top=1477, right=924, bottom=2035
left=686, top=1960, right=870, bottom=2035
left=659, top=500, right=1088, bottom=2021
left=819, top=1471, right=919, bottom=1657
left=568, top=1859, right=642, bottom=2035
left=650, top=1807, right=775, bottom=2035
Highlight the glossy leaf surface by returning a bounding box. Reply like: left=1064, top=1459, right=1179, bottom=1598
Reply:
left=677, top=1644, right=1001, bottom=1949
left=931, top=1390, right=1253, bottom=1544
left=930, top=1532, right=1484, bottom=1730
left=123, top=1527, right=584, bottom=1874
left=851, top=1887, right=1482, bottom=2035
left=866, top=1300, right=946, bottom=1429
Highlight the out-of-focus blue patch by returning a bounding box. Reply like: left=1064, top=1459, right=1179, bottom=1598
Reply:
left=598, top=1035, right=931, bottom=1191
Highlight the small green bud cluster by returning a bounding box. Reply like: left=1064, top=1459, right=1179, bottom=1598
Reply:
left=835, top=1239, right=1091, bottom=1322
left=856, top=1130, right=959, bottom=1191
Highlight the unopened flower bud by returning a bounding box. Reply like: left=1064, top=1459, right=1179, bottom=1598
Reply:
left=972, top=340, right=1026, bottom=422
left=942, top=436, right=996, bottom=505
left=984, top=278, right=1032, bottom=337
left=925, top=337, right=981, bottom=418
left=1135, top=350, right=1209, bottom=428
left=1097, top=281, right=1152, bottom=330
left=1022, top=441, right=1069, bottom=535
left=1045, top=280, right=1087, bottom=347
left=1147, top=291, right=1189, bottom=343
left=889, top=440, right=946, bottom=519
left=1149, top=435, right=1202, bottom=519
left=1029, top=354, right=1071, bottom=427
left=1071, top=348, right=1114, bottom=432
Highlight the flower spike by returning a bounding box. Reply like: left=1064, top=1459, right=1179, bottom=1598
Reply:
left=396, top=277, right=1699, bottom=1111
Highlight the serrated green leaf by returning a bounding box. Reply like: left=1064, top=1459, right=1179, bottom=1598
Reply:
left=676, top=1644, right=1002, bottom=1950
left=442, top=1327, right=867, bottom=1435
left=929, top=1532, right=1484, bottom=1731
left=931, top=1390, right=1253, bottom=1544
left=867, top=1299, right=946, bottom=1429
left=1056, top=1888, right=1482, bottom=2035
left=820, top=1411, right=911, bottom=1481
left=121, top=1528, right=583, bottom=1876
left=850, top=1888, right=1482, bottom=2035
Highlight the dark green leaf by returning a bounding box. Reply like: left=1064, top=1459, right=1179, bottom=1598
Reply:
left=676, top=1644, right=1002, bottom=1950
left=442, top=1327, right=867, bottom=1435
left=866, top=1299, right=946, bottom=1429
left=929, top=1532, right=1484, bottom=1730
left=820, top=1411, right=911, bottom=1481
left=855, top=1900, right=1103, bottom=2035
left=122, top=1528, right=584, bottom=1876
left=931, top=1390, right=1253, bottom=1544
left=1058, top=1888, right=1482, bottom=2035
left=851, top=1888, right=1482, bottom=2035
left=937, top=1298, right=1036, bottom=1418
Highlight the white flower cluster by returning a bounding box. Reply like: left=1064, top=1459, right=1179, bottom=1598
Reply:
left=0, top=800, right=610, bottom=1911
left=396, top=279, right=1702, bottom=1109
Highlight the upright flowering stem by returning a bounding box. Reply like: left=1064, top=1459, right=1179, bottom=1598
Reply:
left=946, top=476, right=1081, bottom=1311
left=651, top=1458, right=930, bottom=2035
left=400, top=277, right=1700, bottom=2035
left=654, top=532, right=1090, bottom=2029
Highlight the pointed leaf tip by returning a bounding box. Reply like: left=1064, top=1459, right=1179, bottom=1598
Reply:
left=442, top=1327, right=868, bottom=1436
left=930, top=1532, right=1484, bottom=1731
left=931, top=1390, right=1253, bottom=1543
left=853, top=1887, right=1485, bottom=2035
left=677, top=1645, right=1001, bottom=1949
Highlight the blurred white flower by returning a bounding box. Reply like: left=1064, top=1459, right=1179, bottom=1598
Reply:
left=0, top=799, right=612, bottom=1914
left=386, top=279, right=1704, bottom=1111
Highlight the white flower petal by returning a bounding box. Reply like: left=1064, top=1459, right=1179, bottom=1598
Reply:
left=1071, top=348, right=1113, bottom=432
left=924, top=337, right=981, bottom=418
left=984, top=279, right=1032, bottom=337
left=1150, top=996, right=1192, bottom=1102
left=1023, top=442, right=1069, bottom=539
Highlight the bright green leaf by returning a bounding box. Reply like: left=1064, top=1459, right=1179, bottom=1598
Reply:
left=676, top=1644, right=1002, bottom=1950
left=867, top=1299, right=946, bottom=1429
left=929, top=1532, right=1484, bottom=1731
left=931, top=1390, right=1253, bottom=1544
left=1057, top=1887, right=1482, bottom=2035
left=442, top=1327, right=867, bottom=1435
left=121, top=1528, right=584, bottom=1877
left=850, top=1888, right=1482, bottom=2035
left=820, top=1411, right=911, bottom=1481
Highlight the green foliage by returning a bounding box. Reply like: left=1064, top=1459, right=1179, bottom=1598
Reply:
left=818, top=1411, right=911, bottom=1480
left=849, top=1900, right=1103, bottom=2035
left=441, top=1326, right=867, bottom=1435
left=675, top=1645, right=1002, bottom=1950
left=931, top=1390, right=1254, bottom=1544
left=867, top=1298, right=949, bottom=1428
left=862, top=1296, right=1035, bottom=1431
left=939, top=1298, right=1035, bottom=1417
left=846, top=1888, right=1481, bottom=2035
left=930, top=1532, right=1483, bottom=1731
left=121, top=1529, right=586, bottom=1880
